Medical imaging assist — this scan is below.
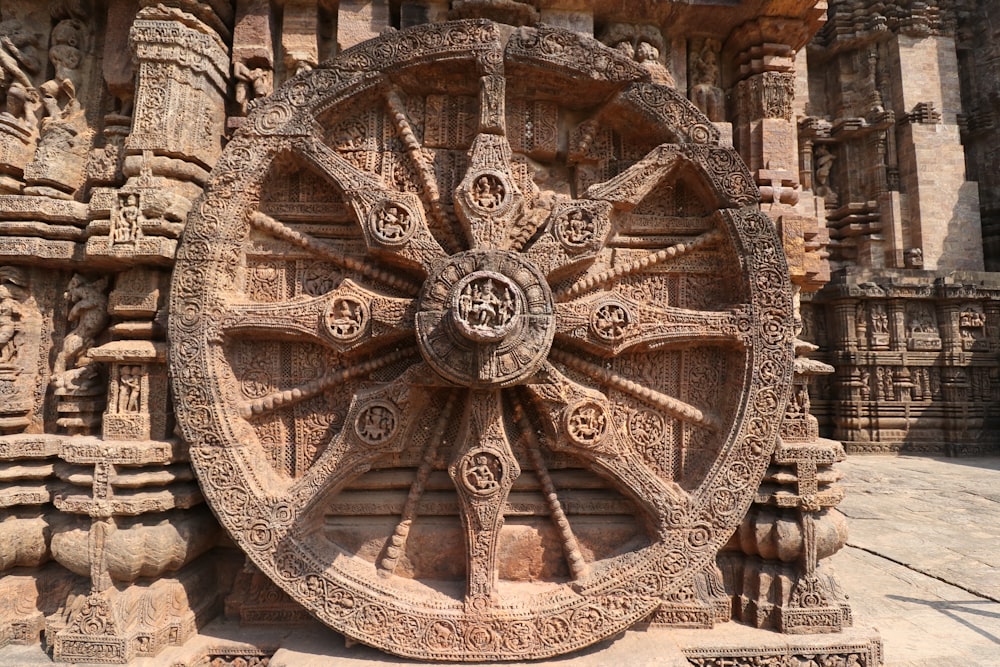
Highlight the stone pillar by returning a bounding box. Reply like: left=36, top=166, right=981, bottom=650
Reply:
left=338, top=0, right=391, bottom=51
left=891, top=32, right=982, bottom=271
left=126, top=5, right=229, bottom=201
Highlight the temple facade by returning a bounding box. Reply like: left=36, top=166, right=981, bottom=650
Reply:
left=0, top=0, right=989, bottom=664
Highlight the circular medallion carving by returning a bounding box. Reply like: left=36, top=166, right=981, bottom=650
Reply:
left=354, top=401, right=399, bottom=445
left=416, top=249, right=554, bottom=387
left=469, top=173, right=508, bottom=211
left=325, top=297, right=368, bottom=342
left=170, top=20, right=794, bottom=663
left=553, top=208, right=597, bottom=253
left=459, top=450, right=505, bottom=495
left=369, top=200, right=416, bottom=245
left=451, top=271, right=521, bottom=342
left=564, top=401, right=608, bottom=447
left=590, top=301, right=633, bottom=341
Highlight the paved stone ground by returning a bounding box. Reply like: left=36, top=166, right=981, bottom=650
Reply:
left=833, top=455, right=1000, bottom=666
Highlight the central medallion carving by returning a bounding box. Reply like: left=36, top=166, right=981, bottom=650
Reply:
left=416, top=249, right=554, bottom=387
left=452, top=271, right=521, bottom=342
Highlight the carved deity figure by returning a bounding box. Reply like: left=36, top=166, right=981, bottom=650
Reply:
left=690, top=39, right=724, bottom=122
left=52, top=274, right=109, bottom=389
left=0, top=266, right=28, bottom=364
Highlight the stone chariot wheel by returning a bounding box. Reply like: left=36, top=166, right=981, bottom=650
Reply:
left=169, top=20, right=794, bottom=662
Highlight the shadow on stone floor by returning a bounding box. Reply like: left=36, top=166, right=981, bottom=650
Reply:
left=887, top=595, right=1000, bottom=644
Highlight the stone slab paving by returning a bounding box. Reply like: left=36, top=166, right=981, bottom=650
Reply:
left=833, top=455, right=1000, bottom=666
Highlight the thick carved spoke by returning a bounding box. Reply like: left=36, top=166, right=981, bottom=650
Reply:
left=238, top=346, right=418, bottom=419
left=448, top=390, right=520, bottom=610
left=554, top=292, right=751, bottom=356
left=221, top=279, right=416, bottom=355
left=522, top=200, right=614, bottom=283
left=451, top=71, right=529, bottom=251
left=250, top=212, right=421, bottom=295
left=553, top=229, right=723, bottom=301
left=547, top=348, right=722, bottom=432
left=584, top=144, right=682, bottom=208
left=378, top=392, right=460, bottom=577
left=292, top=137, right=448, bottom=272
left=523, top=365, right=689, bottom=536
left=285, top=364, right=430, bottom=530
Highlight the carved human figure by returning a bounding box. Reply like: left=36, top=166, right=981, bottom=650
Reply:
left=52, top=274, right=109, bottom=388
left=117, top=365, right=141, bottom=413
left=465, top=454, right=499, bottom=492
left=112, top=193, right=142, bottom=244
left=859, top=369, right=871, bottom=401
left=813, top=145, right=837, bottom=205
left=0, top=19, right=41, bottom=124
left=472, top=174, right=504, bottom=210
left=636, top=39, right=674, bottom=87
left=604, top=25, right=673, bottom=86
left=328, top=298, right=365, bottom=339
left=0, top=266, right=28, bottom=364
left=869, top=303, right=888, bottom=335
left=375, top=204, right=410, bottom=242
left=233, top=61, right=273, bottom=115
left=40, top=18, right=86, bottom=118
left=690, top=40, right=724, bottom=122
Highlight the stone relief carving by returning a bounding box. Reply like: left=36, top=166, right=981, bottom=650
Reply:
left=0, top=3, right=887, bottom=665
left=690, top=38, right=724, bottom=122
left=52, top=274, right=108, bottom=391
left=170, top=21, right=795, bottom=662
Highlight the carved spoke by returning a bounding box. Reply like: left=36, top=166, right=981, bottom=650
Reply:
left=238, top=346, right=418, bottom=419
left=554, top=292, right=751, bottom=356
left=451, top=72, right=528, bottom=250
left=378, top=392, right=460, bottom=577
left=553, top=229, right=724, bottom=301
left=221, top=279, right=416, bottom=354
left=512, top=398, right=589, bottom=580
left=285, top=364, right=429, bottom=528
left=250, top=211, right=422, bottom=295
left=547, top=348, right=723, bottom=432
left=448, top=390, right=520, bottom=610
left=292, top=138, right=448, bottom=273
left=385, top=88, right=461, bottom=254
left=522, top=365, right=689, bottom=534
left=584, top=144, right=682, bottom=208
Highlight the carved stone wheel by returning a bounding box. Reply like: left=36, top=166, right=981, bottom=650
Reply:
left=169, top=20, right=794, bottom=661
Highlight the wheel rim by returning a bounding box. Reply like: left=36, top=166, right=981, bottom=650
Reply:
left=169, top=20, right=794, bottom=661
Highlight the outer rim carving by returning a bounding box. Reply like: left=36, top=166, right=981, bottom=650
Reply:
left=169, top=19, right=794, bottom=662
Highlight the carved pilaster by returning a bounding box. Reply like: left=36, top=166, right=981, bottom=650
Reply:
left=127, top=6, right=229, bottom=195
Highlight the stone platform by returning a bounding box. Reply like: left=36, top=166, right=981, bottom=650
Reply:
left=9, top=454, right=1000, bottom=666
